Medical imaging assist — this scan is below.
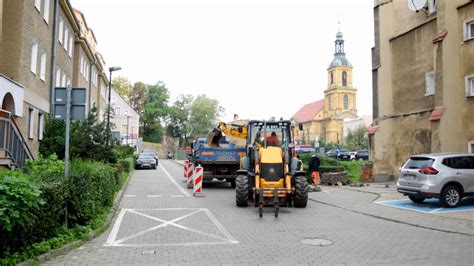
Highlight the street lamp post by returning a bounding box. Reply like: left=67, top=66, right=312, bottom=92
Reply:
left=106, top=66, right=121, bottom=145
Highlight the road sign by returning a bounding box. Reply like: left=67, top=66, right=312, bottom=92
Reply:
left=336, top=148, right=340, bottom=155
left=54, top=87, right=86, bottom=120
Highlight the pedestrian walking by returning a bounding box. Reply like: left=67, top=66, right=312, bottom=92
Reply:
left=308, top=153, right=321, bottom=186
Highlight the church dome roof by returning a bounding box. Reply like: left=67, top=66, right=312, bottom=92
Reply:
left=329, top=56, right=352, bottom=68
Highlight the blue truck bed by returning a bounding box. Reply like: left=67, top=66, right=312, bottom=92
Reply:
left=192, top=138, right=246, bottom=185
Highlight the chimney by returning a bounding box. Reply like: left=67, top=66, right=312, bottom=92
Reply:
left=234, top=114, right=239, bottom=121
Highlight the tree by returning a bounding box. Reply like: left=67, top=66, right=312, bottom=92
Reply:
left=39, top=109, right=116, bottom=163
left=112, top=76, right=132, bottom=102
left=129, top=81, right=147, bottom=115
left=141, top=82, right=170, bottom=143
left=344, top=125, right=368, bottom=151
left=166, top=94, right=193, bottom=146
left=188, top=94, right=224, bottom=138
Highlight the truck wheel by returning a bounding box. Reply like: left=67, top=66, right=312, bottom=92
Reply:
left=236, top=175, right=249, bottom=207
left=294, top=175, right=308, bottom=208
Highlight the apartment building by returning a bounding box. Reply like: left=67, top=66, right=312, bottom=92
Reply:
left=0, top=0, right=124, bottom=168
left=371, top=0, right=474, bottom=180
left=110, top=89, right=139, bottom=146
left=1, top=0, right=57, bottom=162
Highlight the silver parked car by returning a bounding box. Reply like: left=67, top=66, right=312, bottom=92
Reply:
left=397, top=153, right=474, bottom=207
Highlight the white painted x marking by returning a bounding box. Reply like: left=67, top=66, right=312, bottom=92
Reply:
left=105, top=208, right=238, bottom=247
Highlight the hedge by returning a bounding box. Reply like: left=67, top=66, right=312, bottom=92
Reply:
left=0, top=155, right=116, bottom=259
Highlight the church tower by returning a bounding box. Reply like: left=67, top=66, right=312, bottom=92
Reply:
left=322, top=30, right=358, bottom=144
left=324, top=30, right=357, bottom=118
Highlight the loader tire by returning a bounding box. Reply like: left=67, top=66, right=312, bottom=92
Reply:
left=236, top=175, right=249, bottom=207
left=294, top=175, right=308, bottom=208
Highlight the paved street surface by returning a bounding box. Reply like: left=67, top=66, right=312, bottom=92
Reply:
left=45, top=160, right=474, bottom=265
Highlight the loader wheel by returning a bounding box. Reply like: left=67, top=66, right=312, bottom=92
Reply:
left=236, top=175, right=249, bottom=207
left=294, top=175, right=309, bottom=208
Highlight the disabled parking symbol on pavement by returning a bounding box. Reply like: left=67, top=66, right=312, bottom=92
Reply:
left=375, top=197, right=474, bottom=214
left=105, top=208, right=238, bottom=247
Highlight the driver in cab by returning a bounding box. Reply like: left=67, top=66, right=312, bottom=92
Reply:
left=265, top=131, right=280, bottom=147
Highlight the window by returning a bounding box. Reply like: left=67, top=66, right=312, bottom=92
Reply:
left=38, top=112, right=44, bottom=140
left=427, top=0, right=437, bottom=14
left=343, top=94, right=349, bottom=110
left=34, top=0, right=41, bottom=11
left=425, top=72, right=435, bottom=95
left=28, top=108, right=34, bottom=139
left=61, top=72, right=66, bottom=87
left=465, top=20, right=474, bottom=41
left=80, top=56, right=84, bottom=74
left=465, top=75, right=474, bottom=97
left=40, top=52, right=46, bottom=81
left=43, top=0, right=50, bottom=23
left=442, top=156, right=473, bottom=169
left=330, top=72, right=333, bottom=84
left=58, top=18, right=63, bottom=44
left=469, top=141, right=474, bottom=154
left=114, top=107, right=121, bottom=116
left=64, top=28, right=69, bottom=51
left=31, top=42, right=38, bottom=74
left=342, top=71, right=347, bottom=86
left=122, top=124, right=128, bottom=134
left=55, top=68, right=61, bottom=86
left=328, top=95, right=332, bottom=111
left=68, top=36, right=73, bottom=57
left=67, top=77, right=71, bottom=87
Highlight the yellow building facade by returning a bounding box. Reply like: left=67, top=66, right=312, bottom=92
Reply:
left=293, top=31, right=358, bottom=145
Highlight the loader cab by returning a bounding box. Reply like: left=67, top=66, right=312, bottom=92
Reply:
left=246, top=120, right=295, bottom=171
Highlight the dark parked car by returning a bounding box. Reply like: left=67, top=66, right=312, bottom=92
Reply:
left=326, top=149, right=350, bottom=160
left=142, top=149, right=159, bottom=165
left=135, top=153, right=157, bottom=169
left=355, top=150, right=369, bottom=160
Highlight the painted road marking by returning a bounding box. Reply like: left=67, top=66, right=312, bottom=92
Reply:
left=104, top=208, right=238, bottom=247
left=146, top=195, right=163, bottom=198
left=171, top=195, right=184, bottom=198
left=159, top=164, right=190, bottom=196
left=124, top=195, right=136, bottom=197
left=375, top=198, right=474, bottom=214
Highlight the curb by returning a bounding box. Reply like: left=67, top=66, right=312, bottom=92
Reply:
left=18, top=170, right=133, bottom=266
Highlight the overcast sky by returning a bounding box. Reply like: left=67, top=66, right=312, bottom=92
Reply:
left=71, top=0, right=374, bottom=122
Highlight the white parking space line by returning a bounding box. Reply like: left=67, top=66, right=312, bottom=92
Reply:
left=146, top=195, right=163, bottom=198
left=104, top=208, right=238, bottom=247
left=124, top=195, right=136, bottom=197
left=159, top=163, right=190, bottom=196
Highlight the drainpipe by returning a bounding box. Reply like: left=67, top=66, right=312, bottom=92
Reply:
left=49, top=0, right=59, bottom=114
left=88, top=59, right=96, bottom=112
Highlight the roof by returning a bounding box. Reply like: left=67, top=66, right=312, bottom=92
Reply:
left=291, top=99, right=325, bottom=123
left=328, top=56, right=352, bottom=68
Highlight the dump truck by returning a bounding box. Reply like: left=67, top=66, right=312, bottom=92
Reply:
left=191, top=136, right=246, bottom=188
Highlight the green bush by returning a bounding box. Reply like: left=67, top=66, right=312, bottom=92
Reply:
left=114, top=146, right=135, bottom=160
left=118, top=157, right=134, bottom=174
left=67, top=160, right=116, bottom=226
left=319, top=165, right=347, bottom=174
left=0, top=156, right=122, bottom=262
left=0, top=171, right=44, bottom=255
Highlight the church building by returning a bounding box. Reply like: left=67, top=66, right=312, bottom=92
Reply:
left=292, top=30, right=359, bottom=145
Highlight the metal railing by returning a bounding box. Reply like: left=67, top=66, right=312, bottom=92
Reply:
left=0, top=110, right=34, bottom=169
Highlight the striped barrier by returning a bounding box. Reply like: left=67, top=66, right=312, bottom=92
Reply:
left=193, top=166, right=203, bottom=196
left=183, top=160, right=189, bottom=182
left=186, top=162, right=194, bottom=189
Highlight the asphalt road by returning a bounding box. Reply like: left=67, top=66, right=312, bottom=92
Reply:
left=44, top=160, right=474, bottom=265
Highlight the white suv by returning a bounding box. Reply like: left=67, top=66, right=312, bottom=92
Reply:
left=397, top=153, right=474, bottom=208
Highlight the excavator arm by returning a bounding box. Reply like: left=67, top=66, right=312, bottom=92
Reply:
left=207, top=122, right=248, bottom=147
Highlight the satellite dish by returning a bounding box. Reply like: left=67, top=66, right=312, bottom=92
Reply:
left=407, top=0, right=427, bottom=12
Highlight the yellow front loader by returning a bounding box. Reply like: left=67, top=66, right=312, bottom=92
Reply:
left=234, top=120, right=308, bottom=217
